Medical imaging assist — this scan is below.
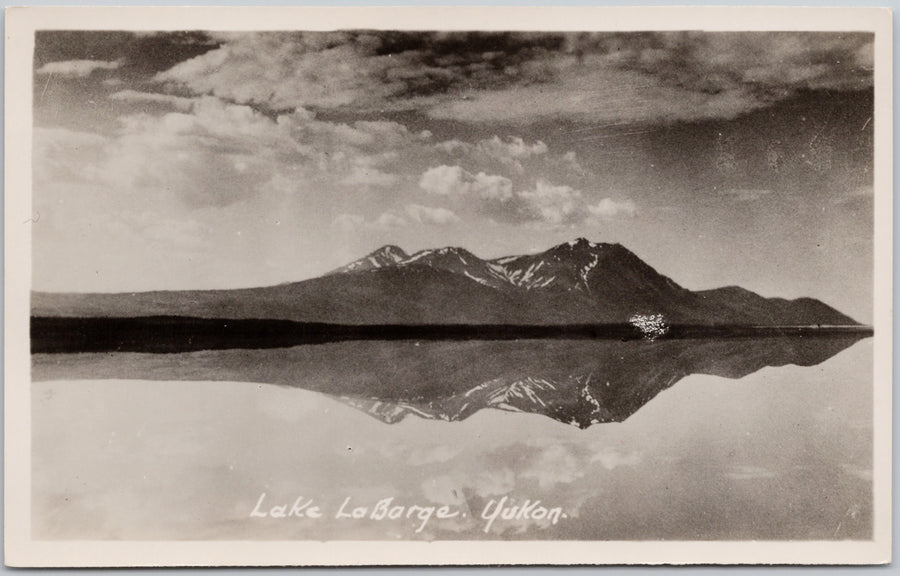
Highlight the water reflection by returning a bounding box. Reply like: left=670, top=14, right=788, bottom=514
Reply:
left=30, top=336, right=873, bottom=540
left=336, top=336, right=867, bottom=427
left=33, top=335, right=867, bottom=428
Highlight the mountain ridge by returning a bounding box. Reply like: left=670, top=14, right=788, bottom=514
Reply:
left=32, top=238, right=859, bottom=327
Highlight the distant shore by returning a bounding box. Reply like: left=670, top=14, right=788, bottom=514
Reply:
left=30, top=316, right=873, bottom=354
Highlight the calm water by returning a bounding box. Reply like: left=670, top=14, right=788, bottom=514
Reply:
left=31, top=336, right=872, bottom=540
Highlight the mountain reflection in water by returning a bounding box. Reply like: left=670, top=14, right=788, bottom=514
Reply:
left=32, top=335, right=867, bottom=429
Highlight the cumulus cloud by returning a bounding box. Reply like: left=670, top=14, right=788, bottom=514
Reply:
left=36, top=59, right=122, bottom=78
left=518, top=180, right=584, bottom=225
left=587, top=198, right=638, bottom=219
left=420, top=165, right=470, bottom=196
left=434, top=136, right=548, bottom=173
left=38, top=95, right=426, bottom=210
left=473, top=173, right=516, bottom=202
left=561, top=151, right=589, bottom=177
left=419, top=165, right=513, bottom=201
left=477, top=136, right=548, bottom=173
left=418, top=165, right=635, bottom=226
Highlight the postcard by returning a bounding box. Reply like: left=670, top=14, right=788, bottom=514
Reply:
left=4, top=5, right=892, bottom=567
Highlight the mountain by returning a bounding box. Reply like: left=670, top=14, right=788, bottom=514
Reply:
left=32, top=238, right=859, bottom=326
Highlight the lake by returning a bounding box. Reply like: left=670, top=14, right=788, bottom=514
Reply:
left=31, top=335, right=872, bottom=540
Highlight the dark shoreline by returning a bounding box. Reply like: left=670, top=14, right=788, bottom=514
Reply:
left=30, top=316, right=873, bottom=354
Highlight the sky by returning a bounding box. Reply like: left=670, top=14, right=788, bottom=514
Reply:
left=32, top=31, right=874, bottom=322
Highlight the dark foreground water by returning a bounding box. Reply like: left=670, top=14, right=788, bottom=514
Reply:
left=31, top=336, right=872, bottom=540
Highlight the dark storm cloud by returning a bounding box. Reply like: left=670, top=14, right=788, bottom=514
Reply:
left=152, top=31, right=873, bottom=125
left=153, top=31, right=569, bottom=112
left=599, top=32, right=873, bottom=99
left=34, top=31, right=221, bottom=78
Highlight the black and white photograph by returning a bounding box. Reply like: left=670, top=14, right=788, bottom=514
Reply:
left=4, top=6, right=892, bottom=567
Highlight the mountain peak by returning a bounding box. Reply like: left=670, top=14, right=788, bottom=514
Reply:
left=548, top=237, right=605, bottom=253
left=373, top=245, right=408, bottom=260
left=327, top=244, right=408, bottom=275
left=544, top=237, right=604, bottom=256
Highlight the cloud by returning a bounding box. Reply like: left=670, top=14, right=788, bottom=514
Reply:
left=587, top=198, right=638, bottom=219
left=428, top=58, right=769, bottom=125
left=477, top=136, right=548, bottom=173
left=404, top=204, right=460, bottom=226
left=36, top=59, right=122, bottom=78
left=38, top=94, right=427, bottom=211
left=418, top=165, right=635, bottom=226
left=429, top=33, right=874, bottom=125
left=419, top=165, right=515, bottom=202
left=518, top=180, right=584, bottom=225
left=419, top=165, right=515, bottom=201
left=153, top=32, right=872, bottom=126
left=109, top=90, right=195, bottom=111
left=472, top=173, right=516, bottom=202
left=434, top=136, right=548, bottom=173
left=154, top=32, right=412, bottom=110
left=153, top=31, right=565, bottom=113
left=419, top=165, right=467, bottom=196
left=107, top=97, right=294, bottom=208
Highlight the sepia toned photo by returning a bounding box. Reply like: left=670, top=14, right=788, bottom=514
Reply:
left=5, top=6, right=892, bottom=567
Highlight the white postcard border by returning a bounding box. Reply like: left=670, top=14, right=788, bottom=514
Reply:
left=4, top=5, right=892, bottom=567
